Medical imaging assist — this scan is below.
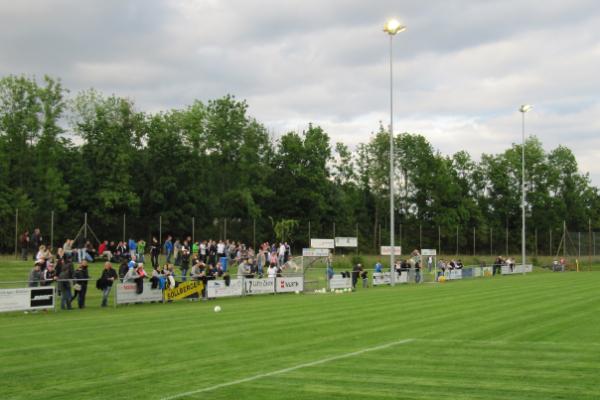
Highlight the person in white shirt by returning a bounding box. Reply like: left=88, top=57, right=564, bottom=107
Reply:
left=278, top=243, right=286, bottom=266
left=267, top=264, right=277, bottom=278
left=217, top=240, right=225, bottom=257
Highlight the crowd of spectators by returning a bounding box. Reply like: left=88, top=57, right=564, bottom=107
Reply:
left=23, top=227, right=294, bottom=308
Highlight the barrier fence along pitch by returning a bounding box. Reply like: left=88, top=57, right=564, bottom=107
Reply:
left=1, top=263, right=537, bottom=314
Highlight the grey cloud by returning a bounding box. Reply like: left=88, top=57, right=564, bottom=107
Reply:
left=0, top=0, right=599, bottom=183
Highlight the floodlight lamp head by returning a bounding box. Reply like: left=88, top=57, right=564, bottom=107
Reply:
left=519, top=104, right=533, bottom=113
left=384, top=19, right=406, bottom=35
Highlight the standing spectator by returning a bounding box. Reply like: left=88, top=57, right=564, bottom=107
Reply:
left=128, top=237, right=137, bottom=260
left=41, top=262, right=56, bottom=286
left=75, top=236, right=87, bottom=262
left=31, top=228, right=43, bottom=255
left=98, top=262, right=118, bottom=307
left=326, top=256, right=334, bottom=281
left=278, top=242, right=286, bottom=266
left=256, top=246, right=266, bottom=278
left=374, top=260, right=383, bottom=273
left=192, top=241, right=199, bottom=258
left=150, top=236, right=160, bottom=269
left=20, top=230, right=30, bottom=260
left=28, top=263, right=42, bottom=287
left=351, top=263, right=362, bottom=289
left=180, top=241, right=191, bottom=281
left=58, top=257, right=74, bottom=310
left=414, top=259, right=422, bottom=283
left=73, top=261, right=89, bottom=309
left=137, top=238, right=146, bottom=263
left=208, top=240, right=217, bottom=267
left=216, top=240, right=225, bottom=259
left=173, top=239, right=182, bottom=266
left=199, top=240, right=207, bottom=263
left=164, top=235, right=173, bottom=264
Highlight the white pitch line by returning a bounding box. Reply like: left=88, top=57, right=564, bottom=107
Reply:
left=160, top=338, right=415, bottom=400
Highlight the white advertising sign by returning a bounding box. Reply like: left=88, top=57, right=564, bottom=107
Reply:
left=502, top=264, right=533, bottom=275
left=310, top=239, right=335, bottom=249
left=116, top=283, right=163, bottom=304
left=334, top=237, right=357, bottom=247
left=396, top=271, right=409, bottom=283
left=329, top=275, right=352, bottom=289
left=207, top=279, right=243, bottom=298
left=372, top=272, right=391, bottom=286
left=380, top=246, right=402, bottom=256
left=302, top=248, right=330, bottom=257
left=421, top=249, right=437, bottom=256
left=0, top=287, right=55, bottom=313
left=276, top=276, right=304, bottom=293
left=244, top=278, right=275, bottom=295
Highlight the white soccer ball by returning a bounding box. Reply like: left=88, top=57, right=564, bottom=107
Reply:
left=214, top=305, right=221, bottom=313
left=295, top=290, right=300, bottom=294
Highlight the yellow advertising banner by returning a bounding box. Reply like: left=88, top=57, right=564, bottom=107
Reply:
left=163, top=280, right=204, bottom=301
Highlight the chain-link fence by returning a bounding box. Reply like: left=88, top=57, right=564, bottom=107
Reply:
left=3, top=209, right=600, bottom=261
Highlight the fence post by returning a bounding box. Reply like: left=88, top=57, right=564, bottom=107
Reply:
left=455, top=225, right=459, bottom=256
left=505, top=224, right=508, bottom=256
left=14, top=208, right=18, bottom=259
left=355, top=223, right=359, bottom=255
left=50, top=210, right=54, bottom=250
left=192, top=216, right=195, bottom=244
left=589, top=219, right=592, bottom=271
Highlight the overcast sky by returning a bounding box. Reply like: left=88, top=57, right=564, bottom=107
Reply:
left=1, top=0, right=599, bottom=183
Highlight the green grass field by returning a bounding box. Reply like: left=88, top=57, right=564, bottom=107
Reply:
left=1, top=258, right=599, bottom=399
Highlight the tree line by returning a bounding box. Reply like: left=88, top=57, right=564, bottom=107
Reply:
left=1, top=74, right=598, bottom=254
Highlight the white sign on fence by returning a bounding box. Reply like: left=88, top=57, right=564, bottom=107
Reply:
left=116, top=283, right=163, bottom=305
left=302, top=248, right=330, bottom=257
left=0, top=287, right=55, bottom=313
left=329, top=275, right=352, bottom=289
left=207, top=279, right=243, bottom=298
left=372, top=272, right=391, bottom=286
left=502, top=264, right=533, bottom=275
left=276, top=276, right=304, bottom=293
left=396, top=271, right=409, bottom=283
left=334, top=237, right=357, bottom=247
left=421, top=249, right=437, bottom=256
left=310, top=238, right=335, bottom=249
left=380, top=246, right=402, bottom=256
left=244, top=278, right=275, bottom=295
